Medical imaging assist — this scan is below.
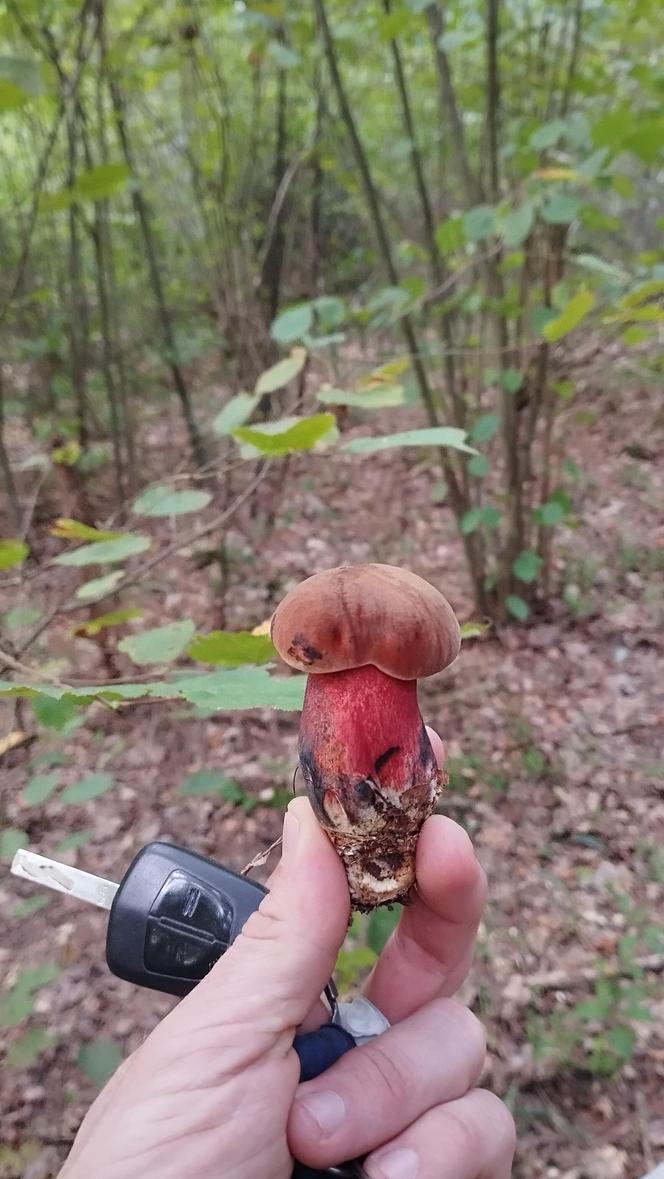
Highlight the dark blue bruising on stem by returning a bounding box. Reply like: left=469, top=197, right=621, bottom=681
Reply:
left=374, top=745, right=400, bottom=774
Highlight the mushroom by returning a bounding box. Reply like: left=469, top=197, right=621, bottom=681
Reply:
left=271, top=564, right=461, bottom=909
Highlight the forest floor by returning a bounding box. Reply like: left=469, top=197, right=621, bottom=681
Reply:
left=1, top=347, right=663, bottom=1179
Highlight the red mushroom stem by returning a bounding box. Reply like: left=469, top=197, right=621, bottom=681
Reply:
left=297, top=665, right=441, bottom=906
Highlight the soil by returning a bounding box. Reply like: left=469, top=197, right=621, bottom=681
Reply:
left=1, top=349, right=662, bottom=1179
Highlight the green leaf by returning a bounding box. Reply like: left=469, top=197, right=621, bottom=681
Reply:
left=312, top=295, right=346, bottom=331
left=534, top=500, right=566, bottom=526
left=75, top=608, right=141, bottom=637
left=542, top=288, right=595, bottom=343
left=60, top=772, right=115, bottom=805
left=0, top=57, right=42, bottom=109
left=531, top=305, right=558, bottom=335
left=23, top=771, right=61, bottom=806
left=75, top=571, right=125, bottom=601
left=0, top=965, right=59, bottom=1028
left=435, top=215, right=466, bottom=254
left=54, top=535, right=151, bottom=566
left=50, top=519, right=123, bottom=542
left=367, top=906, right=400, bottom=953
left=55, top=829, right=93, bottom=853
left=0, top=540, right=29, bottom=571
left=469, top=414, right=500, bottom=443
left=74, top=163, right=131, bottom=201
left=6, top=1027, right=53, bottom=1068
left=461, top=506, right=501, bottom=534
left=541, top=193, right=581, bottom=225
left=506, top=594, right=530, bottom=621
left=271, top=304, right=313, bottom=344
left=317, top=386, right=406, bottom=409
left=266, top=41, right=300, bottom=69
left=212, top=393, right=260, bottom=437
left=0, top=988, right=35, bottom=1028
left=335, top=945, right=377, bottom=991
left=166, top=666, right=305, bottom=712
left=512, top=550, right=543, bottom=584
left=234, top=414, right=336, bottom=456
left=254, top=349, right=306, bottom=396
left=78, top=1039, right=123, bottom=1087
left=621, top=279, right=664, bottom=309
left=11, top=895, right=49, bottom=919
left=500, top=369, right=523, bottom=395
left=467, top=454, right=490, bottom=478
left=0, top=827, right=27, bottom=861
left=344, top=428, right=476, bottom=456
left=39, top=189, right=75, bottom=214
left=0, top=80, right=28, bottom=110
left=180, top=770, right=245, bottom=800
left=464, top=205, right=496, bottom=242
left=574, top=254, right=628, bottom=282
left=30, top=751, right=67, bottom=770
left=118, top=619, right=196, bottom=665
left=530, top=118, right=568, bottom=150
left=51, top=439, right=81, bottom=466
left=4, top=605, right=42, bottom=631
left=131, top=487, right=212, bottom=517
left=188, top=631, right=276, bottom=666
left=554, top=379, right=574, bottom=400
left=0, top=56, right=42, bottom=93
left=460, top=619, right=492, bottom=639
left=502, top=201, right=534, bottom=247
left=31, top=694, right=78, bottom=730
left=607, top=1025, right=636, bottom=1059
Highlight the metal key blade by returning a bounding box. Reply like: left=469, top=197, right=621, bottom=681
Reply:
left=11, top=849, right=118, bottom=911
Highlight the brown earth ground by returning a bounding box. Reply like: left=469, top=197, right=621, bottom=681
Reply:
left=1, top=348, right=663, bottom=1178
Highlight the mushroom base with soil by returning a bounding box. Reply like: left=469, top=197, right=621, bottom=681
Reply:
left=297, top=665, right=444, bottom=910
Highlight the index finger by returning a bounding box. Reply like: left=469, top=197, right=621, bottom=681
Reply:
left=364, top=813, right=487, bottom=1023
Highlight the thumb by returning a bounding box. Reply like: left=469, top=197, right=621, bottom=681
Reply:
left=184, top=798, right=350, bottom=1040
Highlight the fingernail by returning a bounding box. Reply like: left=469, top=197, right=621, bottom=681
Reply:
left=281, top=808, right=301, bottom=863
left=295, top=1089, right=346, bottom=1137
left=368, top=1147, right=419, bottom=1179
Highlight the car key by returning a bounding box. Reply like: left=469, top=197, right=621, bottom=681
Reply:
left=11, top=842, right=367, bottom=1178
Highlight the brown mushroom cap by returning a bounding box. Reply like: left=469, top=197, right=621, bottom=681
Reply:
left=271, top=563, right=460, bottom=680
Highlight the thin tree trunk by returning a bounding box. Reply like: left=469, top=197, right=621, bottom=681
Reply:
left=310, top=61, right=326, bottom=296
left=66, top=112, right=90, bottom=449
left=0, top=368, right=21, bottom=531
left=260, top=45, right=288, bottom=324
left=314, top=0, right=487, bottom=612
left=108, top=78, right=207, bottom=468
left=97, top=5, right=136, bottom=491
left=486, top=0, right=501, bottom=203
left=78, top=99, right=126, bottom=507
left=426, top=2, right=482, bottom=207
left=383, top=0, right=463, bottom=430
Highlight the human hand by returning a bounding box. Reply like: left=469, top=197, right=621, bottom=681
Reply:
left=60, top=731, right=515, bottom=1179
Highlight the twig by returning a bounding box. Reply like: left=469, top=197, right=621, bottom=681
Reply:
left=255, top=143, right=314, bottom=283
left=0, top=646, right=67, bottom=686
left=241, top=835, right=283, bottom=877
left=20, top=466, right=50, bottom=542
left=1, top=466, right=271, bottom=671
left=520, top=953, right=664, bottom=995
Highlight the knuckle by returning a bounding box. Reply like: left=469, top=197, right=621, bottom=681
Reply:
left=474, top=1089, right=517, bottom=1160
left=444, top=1105, right=481, bottom=1161
left=439, top=998, right=486, bottom=1085
left=359, top=1040, right=410, bottom=1108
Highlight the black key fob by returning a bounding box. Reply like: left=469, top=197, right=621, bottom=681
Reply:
left=106, top=841, right=266, bottom=995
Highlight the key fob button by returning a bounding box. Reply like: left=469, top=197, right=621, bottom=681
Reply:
left=144, top=918, right=223, bottom=979
left=143, top=869, right=234, bottom=979
left=150, top=869, right=233, bottom=940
